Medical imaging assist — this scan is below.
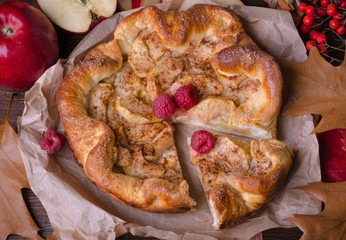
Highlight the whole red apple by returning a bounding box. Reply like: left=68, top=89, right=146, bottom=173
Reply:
left=0, top=1, right=59, bottom=91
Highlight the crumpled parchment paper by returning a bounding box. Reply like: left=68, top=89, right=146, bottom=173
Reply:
left=17, top=1, right=321, bottom=239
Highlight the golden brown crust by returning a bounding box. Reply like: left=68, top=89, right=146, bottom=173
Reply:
left=114, top=4, right=244, bottom=54
left=57, top=4, right=285, bottom=214
left=57, top=35, right=194, bottom=213
left=211, top=46, right=283, bottom=123
left=189, top=136, right=294, bottom=229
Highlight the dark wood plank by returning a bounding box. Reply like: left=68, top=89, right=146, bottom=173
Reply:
left=0, top=90, right=25, bottom=132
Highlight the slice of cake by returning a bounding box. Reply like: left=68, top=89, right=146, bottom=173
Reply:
left=189, top=133, right=294, bottom=229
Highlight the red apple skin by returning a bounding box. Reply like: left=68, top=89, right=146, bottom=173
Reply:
left=62, top=15, right=108, bottom=35
left=0, top=1, right=59, bottom=91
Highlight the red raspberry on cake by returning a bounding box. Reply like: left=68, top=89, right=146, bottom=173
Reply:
left=152, top=94, right=176, bottom=118
left=191, top=130, right=215, bottom=154
left=174, top=84, right=198, bottom=109
left=40, top=129, right=66, bottom=154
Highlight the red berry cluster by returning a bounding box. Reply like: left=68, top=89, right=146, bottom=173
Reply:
left=298, top=0, right=345, bottom=64
left=152, top=84, right=198, bottom=118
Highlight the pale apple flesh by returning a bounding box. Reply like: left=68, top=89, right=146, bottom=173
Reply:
left=86, top=0, right=117, bottom=17
left=37, top=0, right=117, bottom=33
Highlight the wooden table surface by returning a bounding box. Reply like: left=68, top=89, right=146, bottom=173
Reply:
left=1, top=0, right=303, bottom=239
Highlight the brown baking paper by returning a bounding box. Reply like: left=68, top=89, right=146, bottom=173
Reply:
left=17, top=1, right=321, bottom=239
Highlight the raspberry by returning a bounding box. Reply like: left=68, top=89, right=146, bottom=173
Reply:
left=152, top=94, right=176, bottom=118
left=40, top=129, right=65, bottom=154
left=173, top=84, right=198, bottom=109
left=191, top=130, right=215, bottom=154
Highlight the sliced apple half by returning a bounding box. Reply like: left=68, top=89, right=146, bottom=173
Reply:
left=37, top=0, right=117, bottom=34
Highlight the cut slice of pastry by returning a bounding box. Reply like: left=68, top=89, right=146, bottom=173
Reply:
left=189, top=135, right=294, bottom=229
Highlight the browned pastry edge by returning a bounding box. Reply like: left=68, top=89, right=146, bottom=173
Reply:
left=211, top=46, right=283, bottom=123
left=56, top=4, right=284, bottom=214
left=114, top=4, right=245, bottom=54
left=57, top=41, right=195, bottom=213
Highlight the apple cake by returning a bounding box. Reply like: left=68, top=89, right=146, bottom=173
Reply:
left=57, top=4, right=293, bottom=227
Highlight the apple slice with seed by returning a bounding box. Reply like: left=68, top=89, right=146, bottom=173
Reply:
left=37, top=0, right=117, bottom=34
